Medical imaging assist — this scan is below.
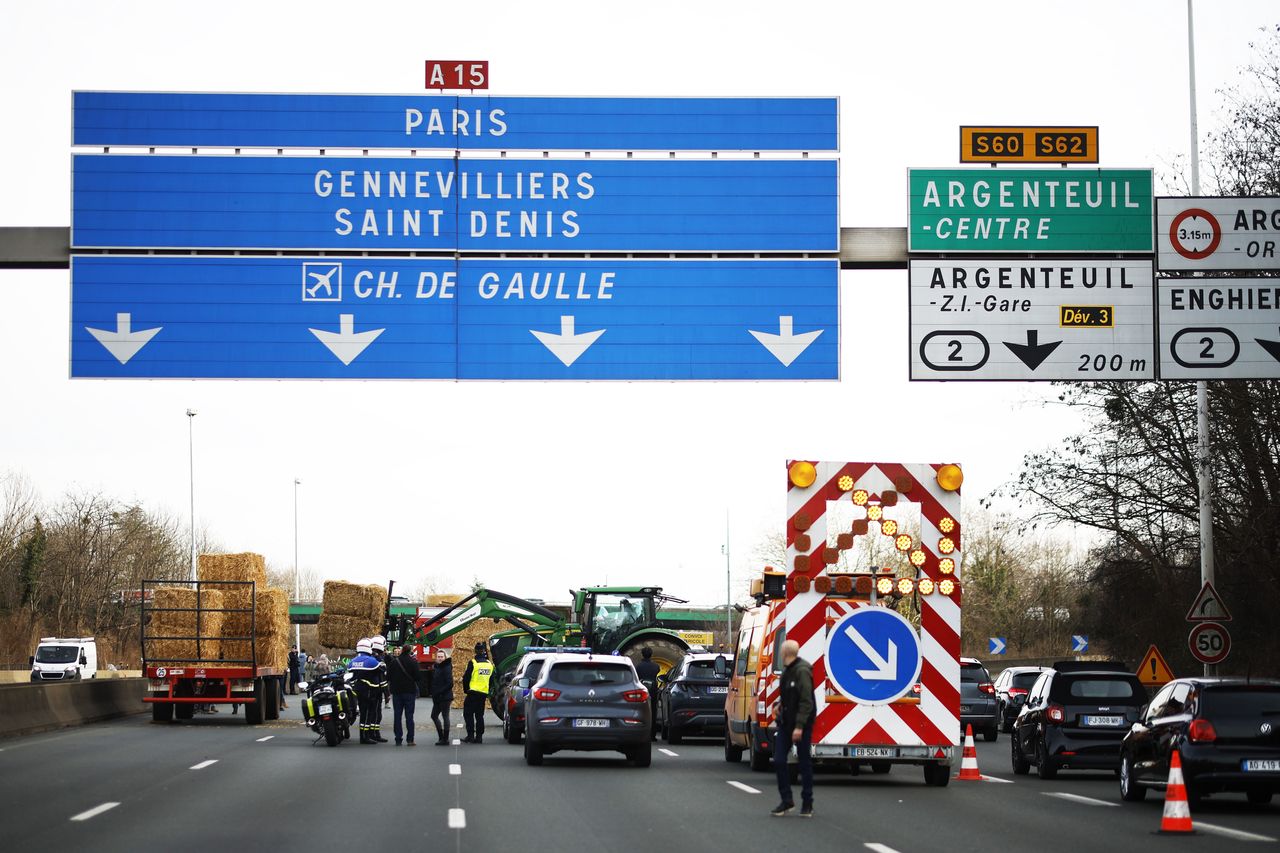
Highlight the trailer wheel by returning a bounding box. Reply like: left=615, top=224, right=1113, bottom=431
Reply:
left=264, top=679, right=280, bottom=721
left=870, top=761, right=892, bottom=774
left=244, top=678, right=264, bottom=725
left=923, top=761, right=951, bottom=787
left=174, top=682, right=194, bottom=720
left=151, top=697, right=174, bottom=723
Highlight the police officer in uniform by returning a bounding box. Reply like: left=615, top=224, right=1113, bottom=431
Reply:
left=461, top=642, right=493, bottom=744
left=370, top=635, right=390, bottom=743
left=634, top=647, right=661, bottom=740
left=348, top=638, right=383, bottom=745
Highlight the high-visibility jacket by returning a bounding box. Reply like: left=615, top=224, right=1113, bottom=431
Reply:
left=468, top=659, right=493, bottom=694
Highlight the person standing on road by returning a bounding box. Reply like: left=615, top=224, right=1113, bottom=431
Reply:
left=430, top=649, right=454, bottom=745
left=370, top=635, right=390, bottom=743
left=288, top=646, right=300, bottom=694
left=315, top=653, right=331, bottom=677
left=298, top=648, right=309, bottom=682
left=349, top=638, right=383, bottom=744
left=772, top=639, right=815, bottom=818
left=388, top=645, right=421, bottom=746
left=634, top=646, right=661, bottom=741
left=461, top=642, right=493, bottom=744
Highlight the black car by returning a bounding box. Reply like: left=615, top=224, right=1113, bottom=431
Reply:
left=658, top=652, right=730, bottom=744
left=994, top=666, right=1050, bottom=733
left=960, top=658, right=999, bottom=742
left=1012, top=662, right=1147, bottom=779
left=1120, top=677, right=1280, bottom=805
left=501, top=651, right=558, bottom=744
left=522, top=654, right=652, bottom=767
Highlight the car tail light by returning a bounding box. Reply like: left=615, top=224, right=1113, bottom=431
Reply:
left=1188, top=718, right=1217, bottom=743
left=978, top=683, right=995, bottom=695
left=621, top=719, right=644, bottom=726
left=1046, top=704, right=1065, bottom=724
left=541, top=717, right=561, bottom=724
left=534, top=688, right=560, bottom=701
left=623, top=689, right=648, bottom=703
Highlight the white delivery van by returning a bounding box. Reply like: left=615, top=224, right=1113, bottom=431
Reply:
left=30, top=637, right=98, bottom=681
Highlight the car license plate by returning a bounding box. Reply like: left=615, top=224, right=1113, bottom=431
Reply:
left=959, top=705, right=972, bottom=713
left=708, top=686, right=728, bottom=694
left=1243, top=759, right=1280, bottom=772
left=1083, top=715, right=1123, bottom=727
left=572, top=718, right=608, bottom=728
left=854, top=747, right=893, bottom=758
left=317, top=703, right=333, bottom=714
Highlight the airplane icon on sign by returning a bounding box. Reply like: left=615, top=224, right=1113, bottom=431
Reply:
left=302, top=263, right=342, bottom=302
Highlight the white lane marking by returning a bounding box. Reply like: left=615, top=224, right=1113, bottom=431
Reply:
left=979, top=774, right=1014, bottom=783
left=189, top=759, right=218, bottom=770
left=865, top=845, right=904, bottom=853
left=70, top=802, right=120, bottom=822
left=449, top=763, right=461, bottom=776
left=659, top=748, right=679, bottom=757
left=726, top=781, right=761, bottom=794
left=448, top=808, right=466, bottom=829
left=1041, top=792, right=1118, bottom=807
left=1195, top=821, right=1278, bottom=843
left=451, top=738, right=461, bottom=746
left=255, top=736, right=274, bottom=742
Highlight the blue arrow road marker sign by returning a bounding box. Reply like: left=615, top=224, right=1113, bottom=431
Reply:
left=826, top=607, right=923, bottom=705
left=989, top=637, right=1007, bottom=656
left=1071, top=635, right=1089, bottom=653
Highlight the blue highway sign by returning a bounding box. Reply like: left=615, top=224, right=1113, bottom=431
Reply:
left=72, top=155, right=839, bottom=253
left=71, top=257, right=838, bottom=380
left=73, top=92, right=839, bottom=152
left=988, top=637, right=1007, bottom=656
left=825, top=607, right=923, bottom=705
left=1071, top=635, right=1089, bottom=653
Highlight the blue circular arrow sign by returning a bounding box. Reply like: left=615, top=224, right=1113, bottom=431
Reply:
left=826, top=607, right=923, bottom=705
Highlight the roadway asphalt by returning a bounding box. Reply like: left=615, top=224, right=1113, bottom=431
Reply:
left=2, top=710, right=1276, bottom=852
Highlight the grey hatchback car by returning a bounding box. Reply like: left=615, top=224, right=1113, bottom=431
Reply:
left=522, top=654, right=653, bottom=767
left=961, top=657, right=1000, bottom=741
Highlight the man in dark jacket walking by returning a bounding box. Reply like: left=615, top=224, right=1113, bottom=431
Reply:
left=387, top=645, right=422, bottom=746
left=772, top=639, right=815, bottom=817
left=429, top=649, right=453, bottom=745
left=461, top=642, right=493, bottom=744
left=633, top=647, right=661, bottom=740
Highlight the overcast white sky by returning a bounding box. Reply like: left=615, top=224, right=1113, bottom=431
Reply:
left=0, top=1, right=1274, bottom=605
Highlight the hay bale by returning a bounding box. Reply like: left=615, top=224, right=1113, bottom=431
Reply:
left=447, top=621, right=496, bottom=709
left=322, top=580, right=388, bottom=621
left=318, top=613, right=380, bottom=650
left=216, top=586, right=291, bottom=671
left=426, top=593, right=463, bottom=606
left=198, top=552, right=267, bottom=617
left=147, top=586, right=225, bottom=664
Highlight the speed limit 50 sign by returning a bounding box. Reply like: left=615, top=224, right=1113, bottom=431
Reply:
left=1188, top=621, right=1231, bottom=665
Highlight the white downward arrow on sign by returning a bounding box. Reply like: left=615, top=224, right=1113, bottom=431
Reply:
left=85, top=312, right=162, bottom=365
left=845, top=623, right=897, bottom=681
left=748, top=315, right=823, bottom=367
left=530, top=315, right=605, bottom=367
left=309, top=314, right=385, bottom=365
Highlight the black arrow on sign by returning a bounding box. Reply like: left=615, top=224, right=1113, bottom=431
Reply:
left=1256, top=328, right=1280, bottom=363
left=1003, top=330, right=1063, bottom=371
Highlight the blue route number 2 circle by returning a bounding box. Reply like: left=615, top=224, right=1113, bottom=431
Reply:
left=826, top=607, right=923, bottom=705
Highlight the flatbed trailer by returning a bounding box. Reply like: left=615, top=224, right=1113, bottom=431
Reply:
left=141, top=578, right=283, bottom=725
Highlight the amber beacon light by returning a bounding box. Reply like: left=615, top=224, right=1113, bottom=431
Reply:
left=936, top=464, right=964, bottom=492
left=788, top=461, right=817, bottom=488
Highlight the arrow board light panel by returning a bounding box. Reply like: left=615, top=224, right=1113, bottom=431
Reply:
left=1158, top=277, right=1280, bottom=380
left=909, top=258, right=1155, bottom=381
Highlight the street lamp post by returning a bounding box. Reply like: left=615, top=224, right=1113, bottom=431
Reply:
left=294, top=478, right=301, bottom=651
left=186, top=409, right=197, bottom=582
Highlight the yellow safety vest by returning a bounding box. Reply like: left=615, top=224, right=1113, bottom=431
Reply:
left=469, top=660, right=493, bottom=693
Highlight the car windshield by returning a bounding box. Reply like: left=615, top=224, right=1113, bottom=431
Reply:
left=960, top=665, right=988, bottom=683
left=548, top=663, right=632, bottom=686
left=1201, top=687, right=1280, bottom=719
left=1055, top=676, right=1144, bottom=702
left=1011, top=673, right=1042, bottom=690
left=685, top=660, right=728, bottom=680
left=35, top=645, right=79, bottom=664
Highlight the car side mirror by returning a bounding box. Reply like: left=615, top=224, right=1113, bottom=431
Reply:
left=28, top=655, right=34, bottom=667
left=1138, top=703, right=1148, bottom=719
left=515, top=677, right=530, bottom=689
left=80, top=654, right=88, bottom=665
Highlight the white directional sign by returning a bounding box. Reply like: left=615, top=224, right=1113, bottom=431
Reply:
left=1157, top=197, right=1280, bottom=271
left=909, top=259, right=1155, bottom=380
left=1158, top=278, right=1280, bottom=379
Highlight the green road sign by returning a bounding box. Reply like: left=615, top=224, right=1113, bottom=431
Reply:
left=909, top=168, right=1153, bottom=253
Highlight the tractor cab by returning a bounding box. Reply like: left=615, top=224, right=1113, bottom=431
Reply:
left=580, top=588, right=660, bottom=651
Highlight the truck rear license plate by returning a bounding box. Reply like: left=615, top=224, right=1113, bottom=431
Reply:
left=854, top=747, right=893, bottom=758
left=573, top=718, right=608, bottom=728
left=1083, top=715, right=1123, bottom=727
left=1243, top=760, right=1280, bottom=772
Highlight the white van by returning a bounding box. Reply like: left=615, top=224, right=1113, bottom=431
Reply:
left=30, top=637, right=98, bottom=681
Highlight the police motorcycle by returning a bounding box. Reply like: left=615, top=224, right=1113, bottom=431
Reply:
left=298, top=669, right=358, bottom=746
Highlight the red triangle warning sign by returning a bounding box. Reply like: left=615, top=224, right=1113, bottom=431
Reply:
left=1186, top=581, right=1232, bottom=623
left=1137, top=644, right=1175, bottom=687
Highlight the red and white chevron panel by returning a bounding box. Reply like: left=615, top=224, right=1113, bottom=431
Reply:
left=785, top=461, right=962, bottom=748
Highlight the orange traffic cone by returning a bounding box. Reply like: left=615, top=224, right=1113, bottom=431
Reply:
left=957, top=724, right=983, bottom=780
left=1156, top=750, right=1195, bottom=835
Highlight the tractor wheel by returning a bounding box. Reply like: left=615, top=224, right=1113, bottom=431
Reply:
left=621, top=638, right=687, bottom=678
